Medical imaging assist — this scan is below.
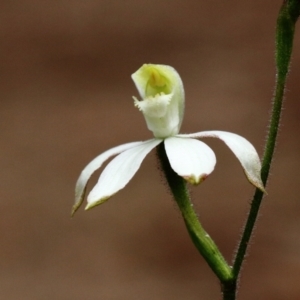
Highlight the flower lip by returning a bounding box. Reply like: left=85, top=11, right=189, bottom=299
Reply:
left=132, top=64, right=185, bottom=138
left=133, top=93, right=173, bottom=118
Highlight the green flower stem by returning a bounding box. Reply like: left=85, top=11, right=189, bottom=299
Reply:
left=157, top=143, right=233, bottom=282
left=229, top=0, right=300, bottom=292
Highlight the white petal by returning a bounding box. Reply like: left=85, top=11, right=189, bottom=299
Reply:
left=178, top=131, right=265, bottom=191
left=164, top=137, right=216, bottom=185
left=86, top=139, right=162, bottom=209
left=72, top=141, right=143, bottom=215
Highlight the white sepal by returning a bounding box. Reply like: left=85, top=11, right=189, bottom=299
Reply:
left=164, top=137, right=216, bottom=185
left=86, top=139, right=162, bottom=209
left=178, top=131, right=265, bottom=191
left=72, top=141, right=142, bottom=215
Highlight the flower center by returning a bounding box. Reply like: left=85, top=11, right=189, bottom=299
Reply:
left=145, top=67, right=171, bottom=97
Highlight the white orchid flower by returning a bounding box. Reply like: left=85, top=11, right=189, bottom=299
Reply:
left=72, top=64, right=265, bottom=214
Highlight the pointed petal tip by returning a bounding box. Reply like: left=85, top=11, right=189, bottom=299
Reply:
left=71, top=206, right=78, bottom=217
left=85, top=196, right=111, bottom=211
left=260, top=186, right=267, bottom=194
left=252, top=179, right=267, bottom=194
left=85, top=203, right=94, bottom=211
left=85, top=202, right=98, bottom=211
left=246, top=173, right=267, bottom=194
left=71, top=193, right=85, bottom=217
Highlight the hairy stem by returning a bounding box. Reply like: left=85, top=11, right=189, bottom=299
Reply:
left=224, top=1, right=300, bottom=298
left=157, top=143, right=233, bottom=282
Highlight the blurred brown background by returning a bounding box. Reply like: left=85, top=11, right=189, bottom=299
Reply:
left=1, top=1, right=300, bottom=299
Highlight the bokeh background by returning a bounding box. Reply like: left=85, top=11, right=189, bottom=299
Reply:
left=1, top=1, right=300, bottom=299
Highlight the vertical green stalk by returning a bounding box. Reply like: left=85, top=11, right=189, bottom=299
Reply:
left=157, top=143, right=233, bottom=283
left=226, top=0, right=300, bottom=296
